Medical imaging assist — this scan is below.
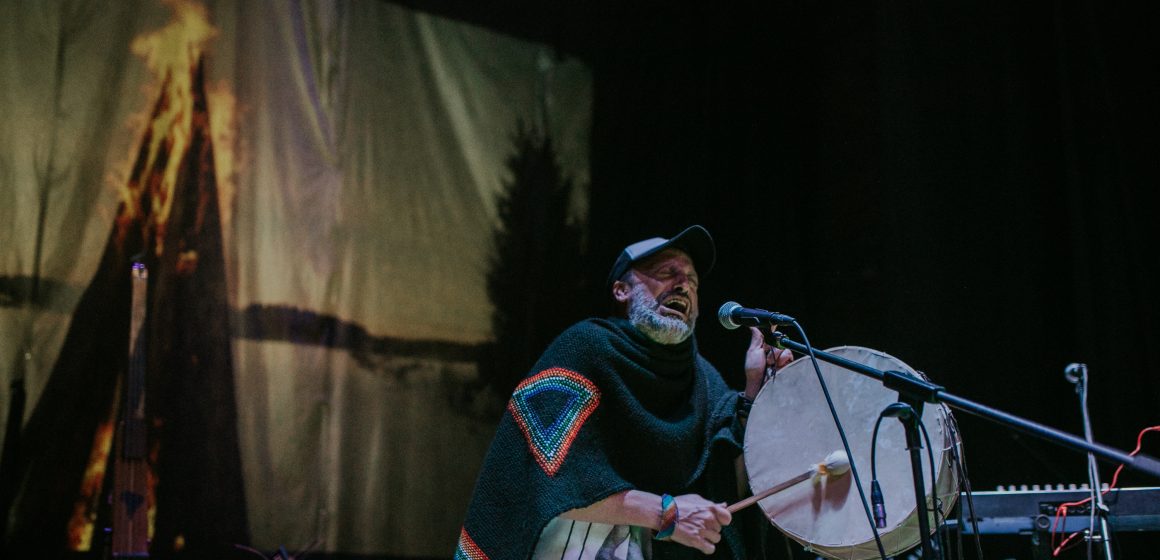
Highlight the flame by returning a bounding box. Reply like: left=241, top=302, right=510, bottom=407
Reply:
left=209, top=70, right=241, bottom=233
left=66, top=408, right=161, bottom=552
left=66, top=417, right=116, bottom=550
left=110, top=0, right=239, bottom=256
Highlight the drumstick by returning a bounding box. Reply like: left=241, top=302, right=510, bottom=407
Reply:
left=728, top=450, right=850, bottom=513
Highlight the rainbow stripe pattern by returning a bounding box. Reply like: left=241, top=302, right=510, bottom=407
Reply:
left=454, top=528, right=489, bottom=560
left=508, top=367, right=601, bottom=476
left=655, top=493, right=678, bottom=540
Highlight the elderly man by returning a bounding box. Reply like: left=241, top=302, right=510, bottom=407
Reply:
left=457, top=225, right=791, bottom=559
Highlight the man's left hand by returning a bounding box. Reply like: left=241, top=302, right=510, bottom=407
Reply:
left=743, top=326, right=793, bottom=399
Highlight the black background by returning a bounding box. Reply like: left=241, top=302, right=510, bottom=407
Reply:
left=534, top=1, right=1160, bottom=491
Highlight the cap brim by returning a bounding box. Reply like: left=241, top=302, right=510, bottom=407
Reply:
left=660, top=225, right=716, bottom=277
left=606, top=225, right=716, bottom=288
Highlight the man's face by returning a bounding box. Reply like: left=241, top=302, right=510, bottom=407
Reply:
left=614, top=249, right=700, bottom=344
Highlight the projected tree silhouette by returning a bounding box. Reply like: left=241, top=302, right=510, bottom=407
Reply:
left=479, top=123, right=588, bottom=405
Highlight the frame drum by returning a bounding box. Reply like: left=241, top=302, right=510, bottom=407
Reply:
left=743, top=346, right=961, bottom=560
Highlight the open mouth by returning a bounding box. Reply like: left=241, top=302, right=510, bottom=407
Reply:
left=660, top=296, right=690, bottom=318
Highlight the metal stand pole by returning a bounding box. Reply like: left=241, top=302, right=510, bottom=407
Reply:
left=1067, top=363, right=1114, bottom=559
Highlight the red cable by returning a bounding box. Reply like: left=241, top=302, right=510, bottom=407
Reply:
left=1050, top=425, right=1160, bottom=557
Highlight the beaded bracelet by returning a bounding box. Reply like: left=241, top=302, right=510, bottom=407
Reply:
left=655, top=493, right=679, bottom=541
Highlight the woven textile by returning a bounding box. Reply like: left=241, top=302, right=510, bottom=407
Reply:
left=458, top=317, right=746, bottom=559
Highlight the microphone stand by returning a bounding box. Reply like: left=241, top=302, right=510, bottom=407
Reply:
left=769, top=333, right=1160, bottom=558
left=882, top=399, right=937, bottom=559
left=1070, top=364, right=1114, bottom=559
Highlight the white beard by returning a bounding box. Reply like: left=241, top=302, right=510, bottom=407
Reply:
left=626, top=282, right=695, bottom=345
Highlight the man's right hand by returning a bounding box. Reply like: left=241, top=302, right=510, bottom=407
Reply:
left=669, top=493, right=732, bottom=555
left=559, top=490, right=734, bottom=555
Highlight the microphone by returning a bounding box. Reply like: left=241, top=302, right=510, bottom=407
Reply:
left=717, top=301, right=796, bottom=330
left=1064, top=362, right=1087, bottom=385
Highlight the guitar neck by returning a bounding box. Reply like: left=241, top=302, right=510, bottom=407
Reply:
left=113, top=262, right=150, bottom=558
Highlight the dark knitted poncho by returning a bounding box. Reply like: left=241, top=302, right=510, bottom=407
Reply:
left=456, top=317, right=747, bottom=560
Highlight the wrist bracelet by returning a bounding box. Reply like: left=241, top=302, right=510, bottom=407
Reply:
left=737, top=391, right=754, bottom=420
left=655, top=493, right=678, bottom=541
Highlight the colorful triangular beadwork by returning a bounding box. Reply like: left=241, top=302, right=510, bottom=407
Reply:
left=508, top=368, right=600, bottom=476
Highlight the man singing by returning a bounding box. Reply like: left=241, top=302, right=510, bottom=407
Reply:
left=457, top=225, right=791, bottom=559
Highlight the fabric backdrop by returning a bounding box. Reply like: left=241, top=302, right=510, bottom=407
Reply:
left=0, top=0, right=591, bottom=556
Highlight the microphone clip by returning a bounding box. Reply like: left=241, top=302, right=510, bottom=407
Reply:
left=1064, top=362, right=1087, bottom=387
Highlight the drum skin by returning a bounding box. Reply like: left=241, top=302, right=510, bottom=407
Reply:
left=743, top=346, right=961, bottom=560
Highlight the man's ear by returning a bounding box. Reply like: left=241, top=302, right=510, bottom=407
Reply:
left=612, top=279, right=632, bottom=304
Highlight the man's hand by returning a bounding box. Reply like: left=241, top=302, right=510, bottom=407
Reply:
left=669, top=494, right=732, bottom=554
left=744, top=326, right=793, bottom=399
left=561, top=490, right=733, bottom=554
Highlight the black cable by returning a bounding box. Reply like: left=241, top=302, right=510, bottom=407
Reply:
left=873, top=403, right=945, bottom=559
left=790, top=320, right=889, bottom=559
left=947, top=415, right=984, bottom=560
left=871, top=415, right=885, bottom=483
left=953, top=495, right=965, bottom=560
left=944, top=411, right=963, bottom=560
left=917, top=415, right=946, bottom=560
left=870, top=413, right=889, bottom=530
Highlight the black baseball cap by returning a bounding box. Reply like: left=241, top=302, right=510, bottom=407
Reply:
left=606, top=225, right=716, bottom=289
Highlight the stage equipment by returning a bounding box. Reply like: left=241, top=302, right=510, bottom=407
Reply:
left=743, top=346, right=961, bottom=560
left=1065, top=362, right=1114, bottom=559
left=961, top=485, right=1160, bottom=535
left=757, top=331, right=1160, bottom=560
left=718, top=301, right=796, bottom=329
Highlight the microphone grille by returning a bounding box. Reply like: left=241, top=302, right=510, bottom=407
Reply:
left=718, top=301, right=742, bottom=330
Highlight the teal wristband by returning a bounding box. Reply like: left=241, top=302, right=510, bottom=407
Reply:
left=655, top=493, right=678, bottom=541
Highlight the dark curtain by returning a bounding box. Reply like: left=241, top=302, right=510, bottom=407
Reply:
left=585, top=0, right=1158, bottom=493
